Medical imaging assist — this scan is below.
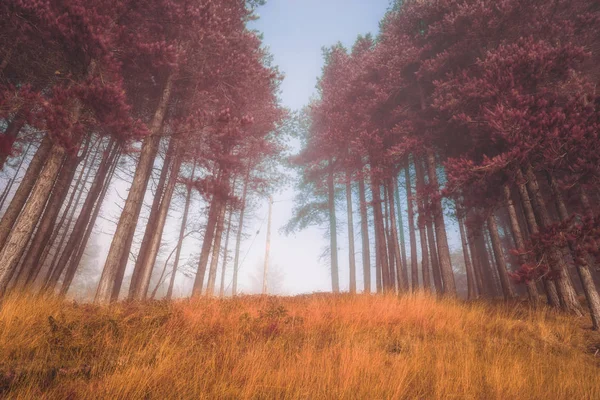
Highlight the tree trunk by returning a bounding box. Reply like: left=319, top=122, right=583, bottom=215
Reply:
left=129, top=137, right=176, bottom=298
left=404, top=166, right=418, bottom=292
left=487, top=214, right=515, bottom=301
left=394, top=176, right=408, bottom=276
left=327, top=161, right=339, bottom=293
left=167, top=162, right=196, bottom=300
left=387, top=179, right=406, bottom=292
left=0, top=137, right=52, bottom=249
left=0, top=141, right=33, bottom=211
left=504, top=185, right=540, bottom=304
left=371, top=178, right=391, bottom=292
left=192, top=193, right=220, bottom=296
left=95, top=71, right=175, bottom=303
left=466, top=223, right=484, bottom=297
left=345, top=172, right=357, bottom=294
left=15, top=151, right=81, bottom=288
left=523, top=165, right=583, bottom=315
left=219, top=206, right=233, bottom=298
left=206, top=199, right=227, bottom=296
left=358, top=177, right=371, bottom=293
left=132, top=153, right=182, bottom=300
left=383, top=186, right=396, bottom=291
left=547, top=174, right=600, bottom=329
left=458, top=215, right=476, bottom=300
left=425, top=150, right=456, bottom=296
left=59, top=148, right=119, bottom=296
left=0, top=111, right=27, bottom=170
left=414, top=157, right=431, bottom=292
left=0, top=143, right=66, bottom=295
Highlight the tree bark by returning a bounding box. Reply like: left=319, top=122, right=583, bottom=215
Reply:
left=404, top=165, right=418, bottom=292
left=458, top=215, right=476, bottom=300
left=192, top=188, right=220, bottom=296
left=346, top=171, right=357, bottom=294
left=167, top=162, right=196, bottom=300
left=547, top=173, right=600, bottom=329
left=414, top=157, right=431, bottom=292
left=504, top=185, right=540, bottom=304
left=466, top=223, right=483, bottom=297
left=132, top=152, right=182, bottom=300
left=59, top=147, right=119, bottom=296
left=371, top=178, right=391, bottom=292
left=487, top=214, right=515, bottom=300
left=0, top=137, right=52, bottom=249
left=0, top=143, right=66, bottom=295
left=523, top=165, right=582, bottom=315
left=129, top=137, right=176, bottom=297
left=358, top=177, right=371, bottom=293
left=219, top=205, right=233, bottom=298
left=95, top=71, right=175, bottom=303
left=387, top=179, right=406, bottom=292
left=206, top=199, right=227, bottom=296
left=327, top=161, right=339, bottom=293
left=425, top=150, right=456, bottom=296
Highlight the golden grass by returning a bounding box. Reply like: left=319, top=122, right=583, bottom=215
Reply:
left=1, top=293, right=599, bottom=399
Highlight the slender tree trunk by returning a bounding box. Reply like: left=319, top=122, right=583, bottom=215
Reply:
left=371, top=178, right=391, bottom=292
left=387, top=179, right=407, bottom=292
left=404, top=166, right=418, bottom=292
left=523, top=165, right=583, bottom=315
left=15, top=152, right=81, bottom=287
left=219, top=206, right=233, bottom=298
left=466, top=223, right=483, bottom=298
left=192, top=193, right=220, bottom=296
left=346, top=172, right=357, bottom=294
left=327, top=161, right=339, bottom=293
left=133, top=153, right=182, bottom=300
left=45, top=141, right=116, bottom=290
left=414, top=157, right=431, bottom=292
left=487, top=214, right=515, bottom=300
left=425, top=150, right=456, bottom=296
left=394, top=176, right=408, bottom=275
left=457, top=215, right=476, bottom=300
left=0, top=143, right=66, bottom=295
left=0, top=137, right=52, bottom=249
left=358, top=177, right=371, bottom=293
left=129, top=137, right=176, bottom=297
left=504, top=185, right=540, bottom=304
left=232, top=170, right=249, bottom=297
left=206, top=199, right=227, bottom=296
left=547, top=174, right=600, bottom=329
left=0, top=111, right=27, bottom=170
left=0, top=141, right=32, bottom=211
left=167, top=162, right=196, bottom=300
left=383, top=186, right=396, bottom=291
left=59, top=148, right=119, bottom=296
left=95, top=72, right=175, bottom=303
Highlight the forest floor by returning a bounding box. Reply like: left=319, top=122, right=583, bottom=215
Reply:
left=1, top=293, right=599, bottom=399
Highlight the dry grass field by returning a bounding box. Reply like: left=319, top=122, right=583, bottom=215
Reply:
left=1, top=293, right=599, bottom=399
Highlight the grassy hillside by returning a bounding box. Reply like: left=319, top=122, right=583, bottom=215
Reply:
left=1, top=293, right=599, bottom=399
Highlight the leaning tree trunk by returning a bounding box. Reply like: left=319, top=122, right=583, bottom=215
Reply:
left=327, top=161, right=340, bottom=293
left=487, top=214, right=515, bottom=301
left=0, top=110, right=27, bottom=170
left=167, top=162, right=196, bottom=300
left=206, top=199, right=227, bottom=296
left=387, top=179, right=407, bottom=292
left=457, top=215, right=476, bottom=300
left=0, top=142, right=33, bottom=211
left=515, top=169, right=560, bottom=307
left=0, top=137, right=52, bottom=249
left=358, top=177, right=371, bottom=293
left=192, top=192, right=220, bottom=296
left=95, top=72, right=175, bottom=303
left=383, top=187, right=396, bottom=290
left=466, top=223, right=484, bottom=297
left=547, top=173, right=600, bottom=329
left=345, top=171, right=357, bottom=294
left=404, top=165, right=418, bottom=292
left=231, top=169, right=249, bottom=297
left=219, top=206, right=234, bottom=298
left=425, top=150, right=456, bottom=296
left=0, top=143, right=66, bottom=295
left=504, top=185, right=540, bottom=305
left=523, top=165, right=583, bottom=315
left=132, top=153, right=182, bottom=300
left=129, top=137, right=176, bottom=298
left=15, top=151, right=82, bottom=288
left=414, top=157, right=432, bottom=292
left=45, top=140, right=116, bottom=291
